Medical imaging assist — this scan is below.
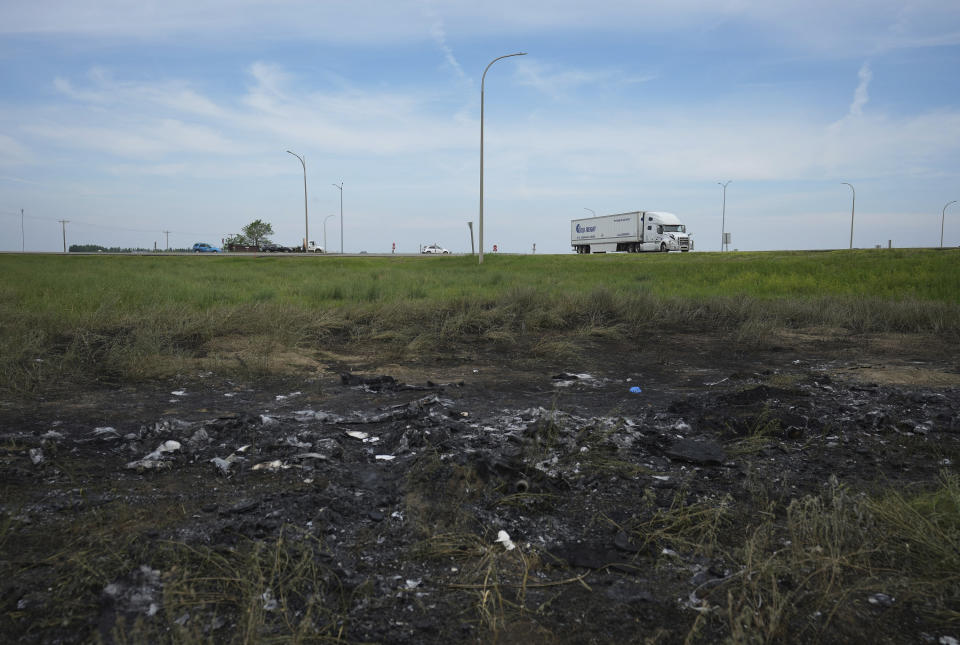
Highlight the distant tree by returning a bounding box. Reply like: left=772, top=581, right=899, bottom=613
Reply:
left=242, top=220, right=274, bottom=247
left=224, top=233, right=247, bottom=247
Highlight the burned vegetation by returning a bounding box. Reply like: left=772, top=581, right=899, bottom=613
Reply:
left=2, top=343, right=959, bottom=644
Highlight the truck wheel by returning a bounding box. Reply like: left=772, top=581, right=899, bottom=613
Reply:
left=660, top=243, right=667, bottom=252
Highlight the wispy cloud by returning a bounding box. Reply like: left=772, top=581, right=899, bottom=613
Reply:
left=848, top=62, right=872, bottom=117
left=514, top=60, right=655, bottom=100
left=0, top=134, right=34, bottom=166
left=422, top=2, right=467, bottom=83
left=53, top=69, right=225, bottom=118
left=4, top=1, right=959, bottom=58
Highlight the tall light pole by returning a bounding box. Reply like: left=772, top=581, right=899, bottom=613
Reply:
left=58, top=219, right=69, bottom=253
left=943, top=200, right=957, bottom=248
left=584, top=208, right=596, bottom=217
left=479, top=51, right=527, bottom=265
left=20, top=208, right=24, bottom=252
left=842, top=182, right=855, bottom=249
left=718, top=180, right=731, bottom=251
left=332, top=182, right=343, bottom=254
left=324, top=214, right=335, bottom=253
left=163, top=230, right=170, bottom=250
left=286, top=151, right=308, bottom=251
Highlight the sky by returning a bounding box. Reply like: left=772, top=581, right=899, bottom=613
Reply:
left=1, top=0, right=959, bottom=254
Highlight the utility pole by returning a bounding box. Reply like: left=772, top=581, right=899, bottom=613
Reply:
left=58, top=220, right=69, bottom=253
left=20, top=209, right=24, bottom=252
left=163, top=230, right=170, bottom=250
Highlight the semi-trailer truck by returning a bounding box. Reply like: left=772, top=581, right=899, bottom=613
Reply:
left=571, top=211, right=693, bottom=253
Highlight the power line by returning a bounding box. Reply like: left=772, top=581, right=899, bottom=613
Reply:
left=0, top=210, right=219, bottom=238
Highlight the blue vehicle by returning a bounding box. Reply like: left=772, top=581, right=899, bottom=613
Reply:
left=192, top=242, right=221, bottom=253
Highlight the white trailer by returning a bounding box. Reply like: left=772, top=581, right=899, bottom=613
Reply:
left=571, top=211, right=693, bottom=253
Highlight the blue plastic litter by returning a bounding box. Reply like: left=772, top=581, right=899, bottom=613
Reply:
left=629, top=386, right=642, bottom=394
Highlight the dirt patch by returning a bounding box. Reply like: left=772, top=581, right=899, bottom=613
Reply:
left=1, top=332, right=959, bottom=644
left=832, top=362, right=960, bottom=387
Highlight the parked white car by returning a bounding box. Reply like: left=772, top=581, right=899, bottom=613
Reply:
left=421, top=243, right=450, bottom=254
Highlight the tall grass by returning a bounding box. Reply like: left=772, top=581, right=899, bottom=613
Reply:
left=1, top=250, right=957, bottom=393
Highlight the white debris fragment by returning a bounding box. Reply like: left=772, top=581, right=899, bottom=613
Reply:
left=496, top=530, right=516, bottom=551
left=405, top=579, right=421, bottom=589
left=939, top=636, right=959, bottom=645
left=126, top=440, right=182, bottom=469
left=29, top=448, right=44, bottom=465
left=293, top=452, right=329, bottom=461
left=260, top=415, right=278, bottom=426
left=345, top=430, right=381, bottom=443
left=171, top=390, right=186, bottom=396
left=210, top=457, right=233, bottom=475
left=125, top=459, right=171, bottom=471
left=375, top=454, right=396, bottom=461
left=868, top=592, right=894, bottom=607
left=651, top=475, right=670, bottom=481
left=661, top=548, right=679, bottom=557
left=261, top=589, right=278, bottom=611
left=42, top=430, right=64, bottom=440
left=252, top=460, right=288, bottom=472
left=143, top=440, right=181, bottom=460
left=94, top=426, right=119, bottom=436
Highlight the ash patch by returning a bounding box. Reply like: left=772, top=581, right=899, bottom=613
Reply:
left=1, top=361, right=959, bottom=644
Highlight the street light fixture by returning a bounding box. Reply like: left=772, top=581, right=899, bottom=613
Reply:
left=479, top=51, right=527, bottom=265
left=718, top=181, right=731, bottom=251
left=841, top=182, right=855, bottom=249
left=324, top=214, right=336, bottom=254
left=943, top=200, right=957, bottom=248
left=286, top=151, right=308, bottom=251
left=584, top=208, right=596, bottom=217
left=332, top=182, right=343, bottom=254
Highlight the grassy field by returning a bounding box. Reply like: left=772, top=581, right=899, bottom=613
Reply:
left=1, top=249, right=958, bottom=394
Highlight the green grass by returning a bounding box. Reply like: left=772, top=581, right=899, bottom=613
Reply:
left=1, top=249, right=958, bottom=393
left=2, top=249, right=958, bottom=312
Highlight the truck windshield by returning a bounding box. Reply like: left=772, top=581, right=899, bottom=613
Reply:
left=661, top=225, right=685, bottom=233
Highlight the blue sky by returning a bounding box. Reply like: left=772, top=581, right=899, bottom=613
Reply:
left=1, top=1, right=959, bottom=253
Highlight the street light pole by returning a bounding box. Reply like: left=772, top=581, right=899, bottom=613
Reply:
left=943, top=200, right=957, bottom=248
left=332, top=182, right=343, bottom=254
left=479, top=52, right=526, bottom=265
left=20, top=208, right=24, bottom=252
left=584, top=208, right=596, bottom=217
left=718, top=181, right=731, bottom=251
left=58, top=219, right=69, bottom=253
left=286, top=151, right=308, bottom=251
left=324, top=214, right=335, bottom=254
left=842, top=182, right=855, bottom=249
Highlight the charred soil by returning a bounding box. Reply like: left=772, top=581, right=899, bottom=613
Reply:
left=2, top=331, right=959, bottom=644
